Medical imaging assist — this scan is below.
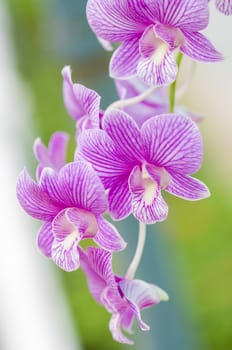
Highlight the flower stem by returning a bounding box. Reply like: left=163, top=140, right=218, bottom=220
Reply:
left=169, top=52, right=183, bottom=113
left=106, top=85, right=157, bottom=111
left=126, top=221, right=146, bottom=280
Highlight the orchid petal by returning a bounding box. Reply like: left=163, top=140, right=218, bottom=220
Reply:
left=58, top=162, right=107, bottom=215
left=108, top=178, right=132, bottom=220
left=141, top=114, right=203, bottom=174
left=78, top=129, right=130, bottom=186
left=137, top=50, right=177, bottom=86
left=129, top=165, right=168, bottom=224
left=95, top=216, right=127, bottom=252
left=51, top=209, right=82, bottom=272
left=16, top=168, right=61, bottom=221
left=62, top=66, right=100, bottom=128
left=215, top=0, right=232, bottom=15
left=150, top=0, right=209, bottom=31
left=109, top=313, right=134, bottom=345
left=110, top=38, right=140, bottom=80
left=180, top=31, right=223, bottom=62
left=37, top=222, right=54, bottom=258
left=166, top=173, right=210, bottom=200
left=87, top=0, right=148, bottom=42
left=103, top=109, right=143, bottom=161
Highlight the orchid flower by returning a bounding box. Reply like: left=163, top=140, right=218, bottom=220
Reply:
left=80, top=247, right=168, bottom=345
left=62, top=66, right=101, bottom=131
left=78, top=110, right=210, bottom=224
left=209, top=0, right=232, bottom=15
left=87, top=0, right=222, bottom=86
left=16, top=161, right=126, bottom=271
left=33, top=131, right=69, bottom=180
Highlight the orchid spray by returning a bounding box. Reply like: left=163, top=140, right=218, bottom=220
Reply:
left=16, top=0, right=230, bottom=345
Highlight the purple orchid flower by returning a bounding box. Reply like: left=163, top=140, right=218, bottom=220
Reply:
left=77, top=110, right=210, bottom=224
left=33, top=131, right=69, bottom=180
left=79, top=247, right=168, bottom=345
left=87, top=0, right=222, bottom=86
left=62, top=66, right=101, bottom=130
left=115, top=78, right=203, bottom=127
left=209, top=0, right=232, bottom=15
left=16, top=161, right=126, bottom=271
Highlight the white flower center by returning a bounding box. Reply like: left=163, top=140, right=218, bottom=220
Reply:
left=63, top=229, right=79, bottom=250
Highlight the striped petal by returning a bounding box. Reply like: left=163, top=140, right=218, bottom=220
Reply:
left=16, top=168, right=61, bottom=221
left=215, top=0, right=232, bottom=15
left=37, top=222, right=54, bottom=258
left=129, top=165, right=168, bottom=224
left=180, top=31, right=223, bottom=62
left=95, top=216, right=127, bottom=252
left=110, top=38, right=140, bottom=80
left=166, top=172, right=210, bottom=200
left=108, top=178, right=132, bottom=220
left=141, top=114, right=203, bottom=174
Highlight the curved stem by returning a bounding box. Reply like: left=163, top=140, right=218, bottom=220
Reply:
left=169, top=52, right=183, bottom=113
left=126, top=221, right=146, bottom=280
left=106, top=85, right=157, bottom=111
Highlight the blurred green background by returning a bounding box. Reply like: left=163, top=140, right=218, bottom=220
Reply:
left=7, top=0, right=232, bottom=349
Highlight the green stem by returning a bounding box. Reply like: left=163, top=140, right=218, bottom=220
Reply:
left=169, top=52, right=183, bottom=113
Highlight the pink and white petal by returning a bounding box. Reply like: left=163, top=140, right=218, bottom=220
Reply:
left=52, top=208, right=78, bottom=241
left=33, top=138, right=50, bottom=166
left=52, top=238, right=80, bottom=272
left=108, top=178, right=132, bottom=220
left=79, top=248, right=110, bottom=303
left=48, top=131, right=69, bottom=171
left=58, top=162, right=107, bottom=215
left=137, top=51, right=178, bottom=86
left=215, top=0, right=232, bottom=15
left=109, top=313, right=134, bottom=345
left=110, top=39, right=140, bottom=80
left=87, top=0, right=148, bottom=42
left=141, top=114, right=203, bottom=174
left=16, top=168, right=61, bottom=221
left=97, top=37, right=114, bottom=51
left=62, top=66, right=100, bottom=126
left=165, top=173, right=210, bottom=200
left=155, top=24, right=184, bottom=49
left=129, top=165, right=168, bottom=224
left=119, top=279, right=169, bottom=311
left=95, top=216, right=127, bottom=252
left=78, top=129, right=130, bottom=182
left=103, top=109, right=143, bottom=161
left=151, top=0, right=209, bottom=31
left=180, top=31, right=223, bottom=62
left=37, top=222, right=54, bottom=258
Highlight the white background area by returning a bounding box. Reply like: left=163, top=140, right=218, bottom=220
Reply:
left=0, top=3, right=81, bottom=350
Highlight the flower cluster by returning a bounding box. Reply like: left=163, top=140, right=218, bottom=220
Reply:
left=16, top=0, right=230, bottom=345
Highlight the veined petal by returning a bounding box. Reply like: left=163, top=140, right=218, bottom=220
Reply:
left=62, top=66, right=100, bottom=128
left=110, top=39, right=140, bottom=80
left=119, top=279, right=169, bottom=310
left=87, top=0, right=149, bottom=42
left=51, top=209, right=83, bottom=272
left=180, top=31, right=223, bottom=62
left=77, top=129, right=130, bottom=184
left=129, top=165, right=168, bottom=224
left=165, top=173, right=210, bottom=200
left=141, top=114, right=203, bottom=174
left=58, top=162, right=107, bottom=215
left=150, top=0, right=209, bottom=31
left=215, top=0, right=232, bottom=15
left=16, top=168, right=61, bottom=221
left=37, top=222, right=54, bottom=258
left=103, top=109, right=143, bottom=161
left=108, top=178, right=132, bottom=220
left=109, top=313, right=134, bottom=345
left=95, top=216, right=127, bottom=252
left=137, top=50, right=178, bottom=86
left=79, top=248, right=109, bottom=304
